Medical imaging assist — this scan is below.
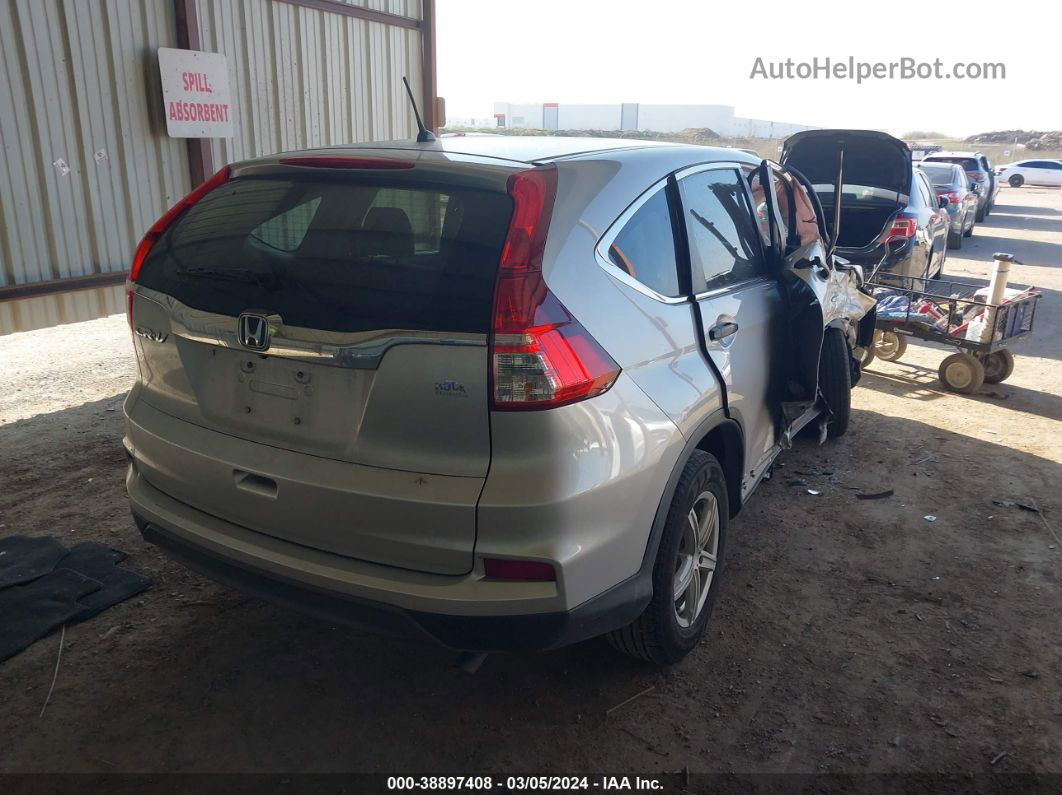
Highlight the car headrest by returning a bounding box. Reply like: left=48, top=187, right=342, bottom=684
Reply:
left=359, top=206, right=414, bottom=259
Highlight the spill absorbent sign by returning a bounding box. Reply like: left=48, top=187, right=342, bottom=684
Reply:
left=158, top=47, right=233, bottom=138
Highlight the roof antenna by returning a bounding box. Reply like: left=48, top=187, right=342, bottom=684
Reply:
left=402, top=76, right=436, bottom=143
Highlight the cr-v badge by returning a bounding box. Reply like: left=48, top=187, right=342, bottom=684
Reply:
left=134, top=326, right=167, bottom=343
left=237, top=312, right=272, bottom=351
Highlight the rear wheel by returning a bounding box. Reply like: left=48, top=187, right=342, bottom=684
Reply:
left=1009, top=174, right=1024, bottom=188
left=608, top=451, right=728, bottom=665
left=817, top=327, right=851, bottom=438
left=948, top=228, right=962, bottom=249
left=980, top=349, right=1015, bottom=384
left=939, top=352, right=985, bottom=394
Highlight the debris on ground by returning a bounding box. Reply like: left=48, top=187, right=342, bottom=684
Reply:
left=856, top=489, right=894, bottom=500
left=606, top=685, right=655, bottom=718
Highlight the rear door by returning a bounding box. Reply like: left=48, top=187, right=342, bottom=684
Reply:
left=129, top=159, right=515, bottom=574
left=677, top=164, right=783, bottom=494
left=1032, top=160, right=1062, bottom=186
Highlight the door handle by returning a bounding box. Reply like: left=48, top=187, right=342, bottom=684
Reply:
left=709, top=321, right=739, bottom=341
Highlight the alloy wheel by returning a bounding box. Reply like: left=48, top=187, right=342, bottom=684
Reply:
left=673, top=490, right=720, bottom=628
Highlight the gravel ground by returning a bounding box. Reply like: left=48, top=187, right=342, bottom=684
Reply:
left=0, top=187, right=1059, bottom=777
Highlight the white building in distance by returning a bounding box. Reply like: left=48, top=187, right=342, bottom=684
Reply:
left=491, top=102, right=815, bottom=138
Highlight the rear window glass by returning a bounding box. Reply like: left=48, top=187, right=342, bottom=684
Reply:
left=918, top=164, right=958, bottom=186
left=928, top=157, right=979, bottom=172
left=137, top=174, right=513, bottom=334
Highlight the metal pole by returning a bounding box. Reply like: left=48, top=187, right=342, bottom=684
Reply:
left=980, top=252, right=1014, bottom=343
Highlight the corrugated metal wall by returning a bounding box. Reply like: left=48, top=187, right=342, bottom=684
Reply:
left=196, top=0, right=422, bottom=166
left=0, top=0, right=189, bottom=333
left=1, top=0, right=425, bottom=335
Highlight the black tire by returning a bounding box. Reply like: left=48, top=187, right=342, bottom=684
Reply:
left=948, top=229, right=962, bottom=250
left=963, top=219, right=974, bottom=238
left=1008, top=174, right=1024, bottom=188
left=975, top=204, right=986, bottom=222
left=818, top=327, right=852, bottom=438
left=981, top=349, right=1015, bottom=384
left=938, top=352, right=985, bottom=394
left=607, top=451, right=728, bottom=665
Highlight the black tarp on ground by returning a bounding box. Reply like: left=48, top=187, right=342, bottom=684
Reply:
left=0, top=535, right=68, bottom=588
left=0, top=536, right=152, bottom=661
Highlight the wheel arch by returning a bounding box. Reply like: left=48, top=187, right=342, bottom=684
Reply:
left=694, top=420, right=744, bottom=520
left=637, top=411, right=745, bottom=579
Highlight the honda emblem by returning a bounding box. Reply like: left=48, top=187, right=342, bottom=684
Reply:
left=237, top=312, right=272, bottom=351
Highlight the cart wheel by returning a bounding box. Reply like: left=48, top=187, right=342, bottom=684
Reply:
left=859, top=345, right=875, bottom=369
left=980, top=350, right=1015, bottom=384
left=939, top=352, right=985, bottom=394
left=873, top=331, right=908, bottom=362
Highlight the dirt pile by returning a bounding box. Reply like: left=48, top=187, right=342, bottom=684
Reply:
left=966, top=130, right=1062, bottom=150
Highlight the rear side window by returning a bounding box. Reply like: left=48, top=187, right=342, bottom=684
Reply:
left=137, top=174, right=513, bottom=334
left=915, top=172, right=934, bottom=206
left=680, top=169, right=765, bottom=292
left=606, top=188, right=681, bottom=297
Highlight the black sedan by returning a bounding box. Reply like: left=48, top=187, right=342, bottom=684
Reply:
left=782, top=130, right=950, bottom=280
left=917, top=161, right=978, bottom=250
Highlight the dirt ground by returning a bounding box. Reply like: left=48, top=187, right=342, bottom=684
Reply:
left=1, top=187, right=1059, bottom=778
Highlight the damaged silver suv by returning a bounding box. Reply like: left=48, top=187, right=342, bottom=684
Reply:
left=124, top=135, right=874, bottom=664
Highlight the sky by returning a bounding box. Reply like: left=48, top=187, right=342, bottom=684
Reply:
left=436, top=0, right=1060, bottom=137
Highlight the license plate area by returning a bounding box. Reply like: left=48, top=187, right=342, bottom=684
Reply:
left=236, top=354, right=314, bottom=431
left=187, top=345, right=372, bottom=458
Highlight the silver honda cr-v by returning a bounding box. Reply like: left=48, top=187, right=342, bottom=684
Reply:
left=125, top=135, right=874, bottom=663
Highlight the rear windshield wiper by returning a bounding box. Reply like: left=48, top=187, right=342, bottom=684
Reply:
left=176, top=266, right=274, bottom=287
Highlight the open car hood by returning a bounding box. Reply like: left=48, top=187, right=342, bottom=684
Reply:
left=781, top=129, right=911, bottom=198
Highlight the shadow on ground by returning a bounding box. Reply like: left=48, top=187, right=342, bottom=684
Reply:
left=1, top=396, right=1060, bottom=774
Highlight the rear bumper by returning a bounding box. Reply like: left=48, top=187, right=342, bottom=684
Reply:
left=128, top=466, right=650, bottom=652
left=838, top=242, right=915, bottom=278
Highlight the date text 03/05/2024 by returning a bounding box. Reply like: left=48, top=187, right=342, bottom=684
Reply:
left=386, top=775, right=665, bottom=791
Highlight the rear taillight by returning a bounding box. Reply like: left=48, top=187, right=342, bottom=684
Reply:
left=938, top=191, right=961, bottom=204
left=127, top=165, right=231, bottom=329
left=881, top=216, right=917, bottom=245
left=490, top=168, right=620, bottom=410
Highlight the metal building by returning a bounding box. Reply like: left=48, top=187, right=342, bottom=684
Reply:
left=0, top=0, right=437, bottom=334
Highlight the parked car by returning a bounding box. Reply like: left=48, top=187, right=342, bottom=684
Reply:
left=995, top=159, right=1062, bottom=187
left=124, top=136, right=873, bottom=664
left=916, top=161, right=978, bottom=249
left=782, top=130, right=949, bottom=280
left=921, top=151, right=998, bottom=220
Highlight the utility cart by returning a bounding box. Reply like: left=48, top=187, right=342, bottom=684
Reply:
left=862, top=253, right=1040, bottom=393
